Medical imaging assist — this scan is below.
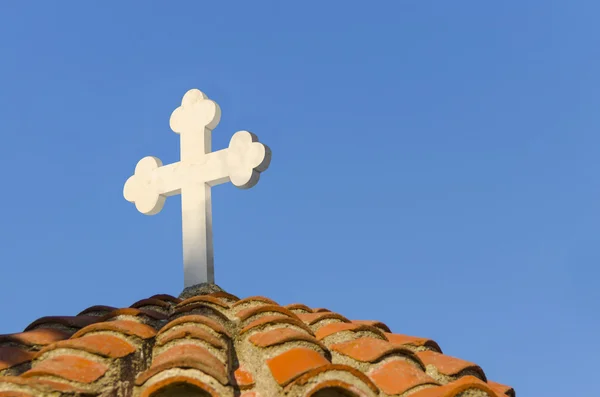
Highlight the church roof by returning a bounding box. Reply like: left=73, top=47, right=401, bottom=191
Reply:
left=0, top=286, right=515, bottom=397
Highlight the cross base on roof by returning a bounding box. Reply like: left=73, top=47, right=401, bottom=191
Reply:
left=178, top=283, right=225, bottom=300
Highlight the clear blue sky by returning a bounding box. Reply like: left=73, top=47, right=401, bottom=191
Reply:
left=0, top=2, right=598, bottom=395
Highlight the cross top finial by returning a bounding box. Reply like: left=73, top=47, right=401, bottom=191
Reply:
left=124, top=89, right=271, bottom=286
left=170, top=89, right=221, bottom=134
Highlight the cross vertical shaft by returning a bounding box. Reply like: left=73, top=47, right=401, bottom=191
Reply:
left=182, top=183, right=214, bottom=286
left=180, top=126, right=214, bottom=286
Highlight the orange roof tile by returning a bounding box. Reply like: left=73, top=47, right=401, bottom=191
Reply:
left=385, top=332, right=443, bottom=352
left=0, top=285, right=514, bottom=396
left=370, top=360, right=439, bottom=395
left=331, top=337, right=421, bottom=364
left=0, top=348, right=34, bottom=372
left=135, top=343, right=228, bottom=386
left=0, top=329, right=70, bottom=347
left=285, top=364, right=379, bottom=394
left=266, top=347, right=330, bottom=386
left=35, top=334, right=136, bottom=359
left=233, top=366, right=255, bottom=390
left=24, top=315, right=99, bottom=332
left=21, top=355, right=108, bottom=384
left=156, top=324, right=226, bottom=349
left=316, top=322, right=387, bottom=341
left=71, top=319, right=156, bottom=340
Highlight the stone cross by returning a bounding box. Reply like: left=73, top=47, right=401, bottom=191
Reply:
left=123, top=89, right=271, bottom=287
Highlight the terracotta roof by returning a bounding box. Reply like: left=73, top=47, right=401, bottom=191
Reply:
left=0, top=286, right=515, bottom=397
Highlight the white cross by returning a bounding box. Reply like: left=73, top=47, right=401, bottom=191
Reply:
left=123, top=89, right=271, bottom=287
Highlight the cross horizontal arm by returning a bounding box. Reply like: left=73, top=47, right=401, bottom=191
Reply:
left=150, top=149, right=231, bottom=196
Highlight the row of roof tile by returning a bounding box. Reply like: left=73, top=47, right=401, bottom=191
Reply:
left=0, top=290, right=515, bottom=397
